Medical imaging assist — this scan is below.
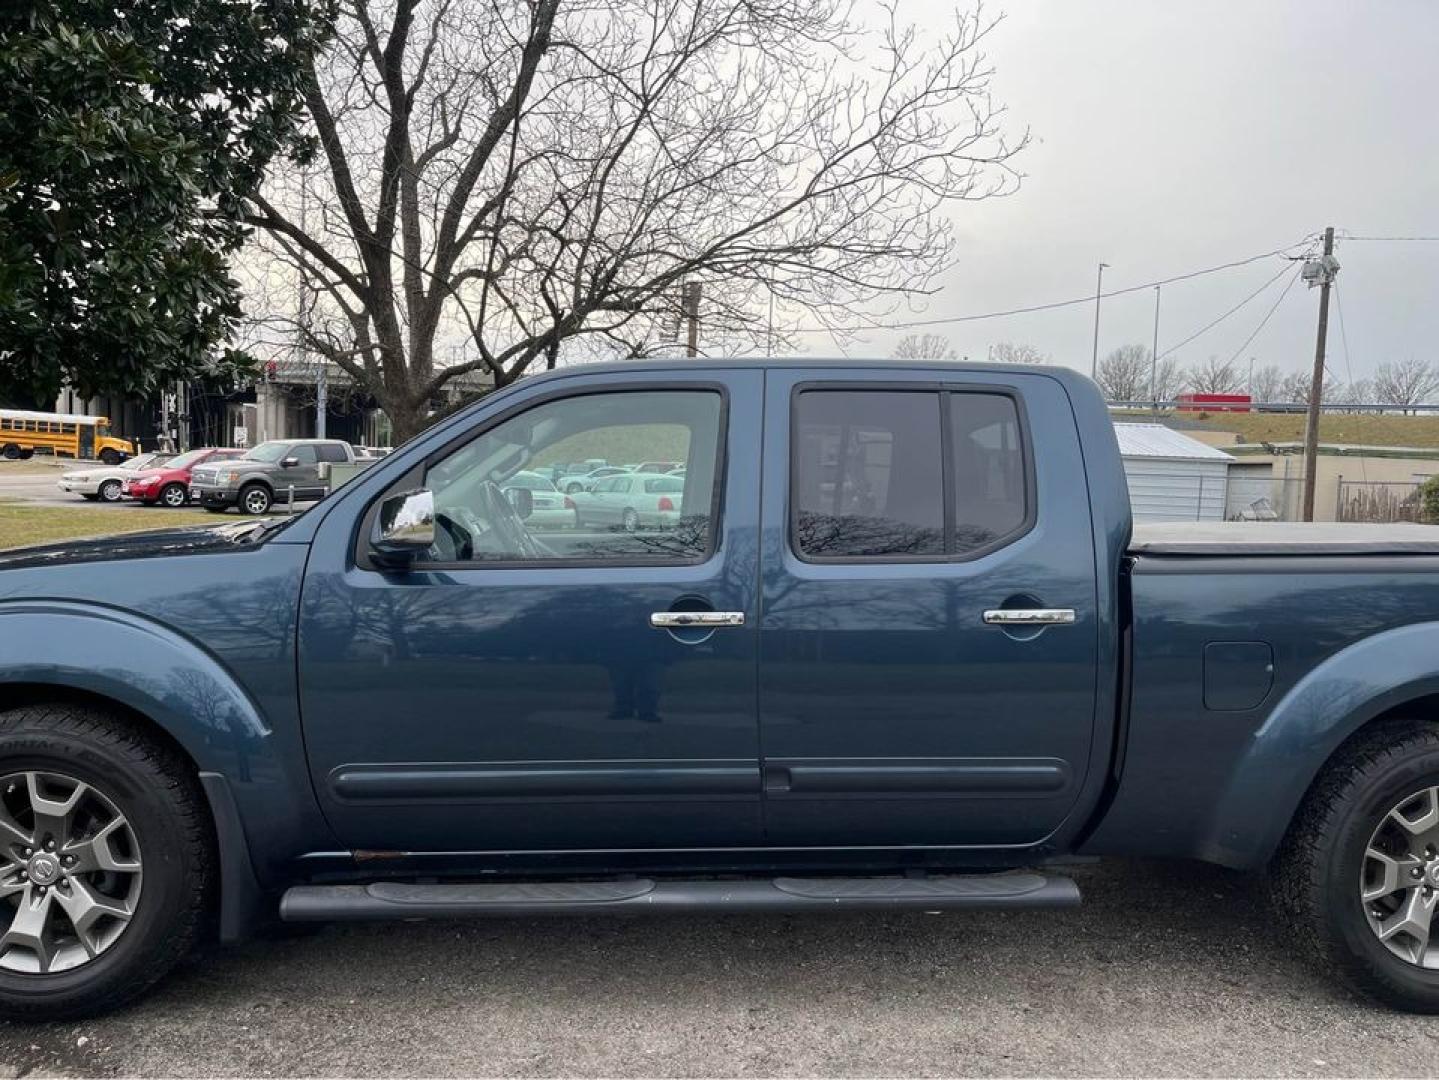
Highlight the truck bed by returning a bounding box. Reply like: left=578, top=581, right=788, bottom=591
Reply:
left=1128, top=521, right=1439, bottom=556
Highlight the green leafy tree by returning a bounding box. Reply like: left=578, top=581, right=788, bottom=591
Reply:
left=0, top=1, right=331, bottom=408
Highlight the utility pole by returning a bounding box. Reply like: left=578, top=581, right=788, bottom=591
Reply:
left=299, top=170, right=326, bottom=438
left=1089, top=262, right=1109, bottom=379
left=1149, top=285, right=1161, bottom=411
left=682, top=282, right=701, bottom=357
left=1300, top=226, right=1338, bottom=522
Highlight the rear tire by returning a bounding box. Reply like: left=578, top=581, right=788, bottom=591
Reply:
left=239, top=484, right=272, bottom=516
left=1, top=445, right=17, bottom=460
left=97, top=479, right=122, bottom=503
left=0, top=705, right=213, bottom=1021
left=1273, top=718, right=1439, bottom=1012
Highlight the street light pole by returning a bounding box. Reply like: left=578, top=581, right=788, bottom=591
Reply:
left=1090, top=262, right=1109, bottom=379
left=1150, top=285, right=1161, bottom=411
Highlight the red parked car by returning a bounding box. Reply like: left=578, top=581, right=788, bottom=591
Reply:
left=122, top=447, right=246, bottom=507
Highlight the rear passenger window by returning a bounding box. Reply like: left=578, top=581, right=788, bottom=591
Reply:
left=950, top=393, right=1029, bottom=555
left=792, top=388, right=1031, bottom=562
left=793, top=391, right=945, bottom=559
left=318, top=444, right=348, bottom=463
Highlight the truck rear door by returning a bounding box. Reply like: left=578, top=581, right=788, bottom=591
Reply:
left=757, top=368, right=1099, bottom=847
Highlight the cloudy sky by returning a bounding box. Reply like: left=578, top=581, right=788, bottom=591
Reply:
left=803, top=1, right=1439, bottom=386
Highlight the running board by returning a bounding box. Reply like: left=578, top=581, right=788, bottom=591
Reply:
left=280, top=872, right=1080, bottom=922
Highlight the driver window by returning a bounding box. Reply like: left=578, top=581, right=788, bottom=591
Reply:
left=421, top=389, right=723, bottom=564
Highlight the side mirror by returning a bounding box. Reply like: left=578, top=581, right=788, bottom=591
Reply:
left=371, top=488, right=435, bottom=565
left=506, top=486, right=534, bottom=520
left=281, top=457, right=300, bottom=468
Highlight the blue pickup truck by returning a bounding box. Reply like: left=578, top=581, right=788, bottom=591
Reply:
left=5, top=358, right=1439, bottom=1018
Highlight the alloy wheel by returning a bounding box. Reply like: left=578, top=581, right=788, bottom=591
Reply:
left=242, top=488, right=271, bottom=515
left=161, top=485, right=187, bottom=508
left=1362, top=786, right=1439, bottom=967
left=0, top=772, right=143, bottom=974
left=99, top=481, right=121, bottom=503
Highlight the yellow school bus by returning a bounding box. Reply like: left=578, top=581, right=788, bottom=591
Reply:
left=0, top=409, right=137, bottom=463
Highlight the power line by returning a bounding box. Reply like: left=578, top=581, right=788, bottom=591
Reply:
left=1156, top=260, right=1294, bottom=360
left=1343, top=235, right=1439, bottom=243
left=792, top=237, right=1317, bottom=334
left=1224, top=265, right=1302, bottom=365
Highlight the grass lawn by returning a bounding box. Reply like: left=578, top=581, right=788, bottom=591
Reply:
left=1114, top=410, right=1439, bottom=448
left=0, top=457, right=74, bottom=476
left=0, top=502, right=223, bottom=550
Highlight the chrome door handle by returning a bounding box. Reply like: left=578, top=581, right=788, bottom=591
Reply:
left=650, top=611, right=745, bottom=629
left=982, top=608, right=1076, bottom=626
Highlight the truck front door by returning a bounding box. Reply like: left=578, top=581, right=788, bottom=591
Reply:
left=757, top=369, right=1100, bottom=848
left=297, top=370, right=764, bottom=853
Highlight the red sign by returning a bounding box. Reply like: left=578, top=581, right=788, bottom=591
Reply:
left=1175, top=393, right=1251, bottom=413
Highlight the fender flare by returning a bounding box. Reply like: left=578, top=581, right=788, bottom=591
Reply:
left=0, top=600, right=293, bottom=938
left=1200, top=620, right=1439, bottom=867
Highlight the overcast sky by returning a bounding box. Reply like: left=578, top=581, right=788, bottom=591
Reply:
left=805, top=1, right=1439, bottom=385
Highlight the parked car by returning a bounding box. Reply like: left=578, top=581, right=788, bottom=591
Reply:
left=557, top=464, right=631, bottom=494
left=635, top=460, right=682, bottom=474
left=570, top=471, right=684, bottom=531
left=500, top=470, right=577, bottom=530
left=56, top=452, right=174, bottom=503
left=188, top=438, right=362, bottom=515
left=121, top=447, right=247, bottom=507
left=14, top=358, right=1439, bottom=1019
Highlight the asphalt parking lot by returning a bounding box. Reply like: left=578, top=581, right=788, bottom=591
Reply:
left=0, top=858, right=1432, bottom=1078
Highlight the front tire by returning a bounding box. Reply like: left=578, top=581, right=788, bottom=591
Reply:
left=158, top=483, right=188, bottom=508
left=239, top=484, right=272, bottom=516
left=1273, top=719, right=1439, bottom=1012
left=0, top=705, right=213, bottom=1020
left=97, top=479, right=122, bottom=503
left=98, top=449, right=120, bottom=466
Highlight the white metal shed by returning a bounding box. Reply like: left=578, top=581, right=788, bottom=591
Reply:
left=1113, top=423, right=1234, bottom=523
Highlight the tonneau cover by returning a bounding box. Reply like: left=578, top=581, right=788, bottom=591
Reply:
left=1128, top=521, right=1439, bottom=556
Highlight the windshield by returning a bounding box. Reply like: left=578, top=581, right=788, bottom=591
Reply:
left=122, top=452, right=168, bottom=472
left=165, top=449, right=210, bottom=469
left=243, top=441, right=291, bottom=463
left=503, top=471, right=558, bottom=491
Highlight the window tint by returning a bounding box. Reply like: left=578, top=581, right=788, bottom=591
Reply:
left=289, top=445, right=318, bottom=465
left=792, top=388, right=1032, bottom=561
left=950, top=394, right=1028, bottom=553
left=420, top=389, right=722, bottom=564
left=317, top=443, right=349, bottom=463
left=793, top=391, right=944, bottom=559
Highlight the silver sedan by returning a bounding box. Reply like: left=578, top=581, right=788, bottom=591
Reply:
left=570, top=472, right=685, bottom=532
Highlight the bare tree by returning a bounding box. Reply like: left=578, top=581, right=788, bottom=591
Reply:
left=1185, top=356, right=1244, bottom=395
left=892, top=333, right=957, bottom=360
left=988, top=341, right=1047, bottom=365
left=1278, top=369, right=1339, bottom=407
left=1336, top=378, right=1373, bottom=408
left=1149, top=355, right=1184, bottom=404
left=1094, top=343, right=1149, bottom=401
left=1373, top=358, right=1439, bottom=412
left=243, top=0, right=1027, bottom=439
left=1249, top=363, right=1283, bottom=404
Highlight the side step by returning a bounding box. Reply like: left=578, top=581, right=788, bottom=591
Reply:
left=280, top=872, right=1080, bottom=922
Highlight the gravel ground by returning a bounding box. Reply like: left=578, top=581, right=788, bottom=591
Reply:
left=0, top=858, right=1431, bottom=1078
